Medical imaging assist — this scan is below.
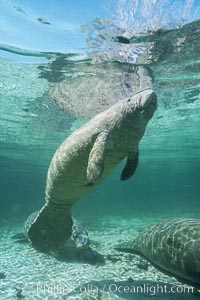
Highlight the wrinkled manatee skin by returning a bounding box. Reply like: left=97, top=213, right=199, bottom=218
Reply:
left=28, top=89, right=157, bottom=252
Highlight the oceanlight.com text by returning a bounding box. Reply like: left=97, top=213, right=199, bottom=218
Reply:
left=26, top=282, right=195, bottom=296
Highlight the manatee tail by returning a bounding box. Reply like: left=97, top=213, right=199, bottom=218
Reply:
left=27, top=204, right=73, bottom=253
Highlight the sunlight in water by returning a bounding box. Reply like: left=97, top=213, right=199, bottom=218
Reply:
left=104, top=0, right=196, bottom=35
left=84, top=0, right=199, bottom=63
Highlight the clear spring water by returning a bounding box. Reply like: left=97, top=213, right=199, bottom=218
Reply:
left=0, top=1, right=200, bottom=299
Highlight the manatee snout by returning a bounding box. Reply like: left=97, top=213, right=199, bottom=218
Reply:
left=139, top=89, right=157, bottom=111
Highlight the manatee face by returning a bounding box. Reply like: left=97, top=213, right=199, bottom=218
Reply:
left=127, top=89, right=157, bottom=120
left=119, top=89, right=157, bottom=135
left=138, top=89, right=157, bottom=119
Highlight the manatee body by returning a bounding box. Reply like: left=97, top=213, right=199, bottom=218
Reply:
left=27, top=89, right=157, bottom=252
left=116, top=218, right=200, bottom=289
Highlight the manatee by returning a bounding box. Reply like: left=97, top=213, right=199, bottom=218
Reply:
left=27, top=89, right=157, bottom=252
left=12, top=211, right=89, bottom=249
left=12, top=212, right=104, bottom=264
left=115, top=218, right=200, bottom=289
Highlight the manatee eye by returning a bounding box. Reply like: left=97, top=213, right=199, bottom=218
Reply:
left=127, top=98, right=131, bottom=102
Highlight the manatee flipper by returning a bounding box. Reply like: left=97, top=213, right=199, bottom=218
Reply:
left=27, top=204, right=73, bottom=253
left=114, top=242, right=140, bottom=255
left=120, top=148, right=139, bottom=181
left=87, top=132, right=109, bottom=182
left=11, top=232, right=26, bottom=240
left=11, top=232, right=28, bottom=244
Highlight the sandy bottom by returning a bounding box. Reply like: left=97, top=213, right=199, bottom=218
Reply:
left=0, top=214, right=199, bottom=300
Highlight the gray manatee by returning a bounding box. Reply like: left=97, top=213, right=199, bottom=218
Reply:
left=27, top=89, right=157, bottom=252
left=12, top=212, right=89, bottom=249
left=12, top=212, right=104, bottom=264
left=115, top=218, right=200, bottom=289
left=23, top=211, right=89, bottom=249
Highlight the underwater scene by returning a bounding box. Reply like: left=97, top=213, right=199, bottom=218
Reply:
left=0, top=0, right=200, bottom=299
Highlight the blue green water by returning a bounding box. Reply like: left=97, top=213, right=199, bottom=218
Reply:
left=0, top=1, right=200, bottom=299
left=1, top=19, right=199, bottom=222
